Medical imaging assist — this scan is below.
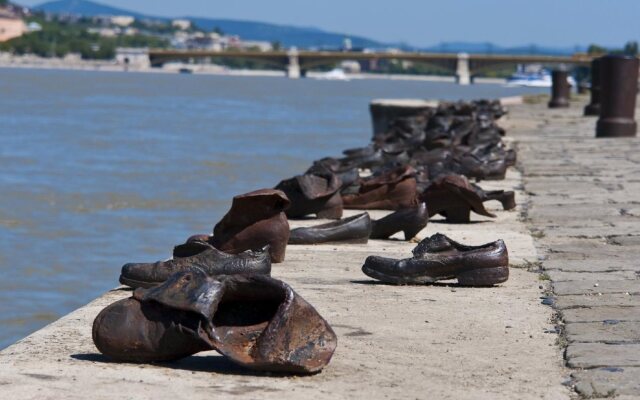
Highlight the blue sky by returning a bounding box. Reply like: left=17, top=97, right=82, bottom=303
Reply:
left=20, top=0, right=640, bottom=48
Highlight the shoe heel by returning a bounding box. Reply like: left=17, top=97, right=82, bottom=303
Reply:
left=500, top=192, right=516, bottom=210
left=444, top=207, right=471, bottom=223
left=403, top=227, right=423, bottom=240
left=270, top=240, right=287, bottom=263
left=317, top=206, right=343, bottom=219
left=457, top=266, right=509, bottom=286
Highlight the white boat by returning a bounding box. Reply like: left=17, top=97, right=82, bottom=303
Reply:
left=313, top=68, right=350, bottom=81
left=506, top=69, right=576, bottom=88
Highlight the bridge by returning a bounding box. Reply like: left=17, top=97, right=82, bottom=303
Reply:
left=148, top=49, right=593, bottom=84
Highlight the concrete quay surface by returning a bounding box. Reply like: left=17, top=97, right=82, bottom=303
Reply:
left=0, top=168, right=570, bottom=398
left=504, top=96, right=640, bottom=399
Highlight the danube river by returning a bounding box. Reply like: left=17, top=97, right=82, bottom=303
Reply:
left=0, top=68, right=546, bottom=348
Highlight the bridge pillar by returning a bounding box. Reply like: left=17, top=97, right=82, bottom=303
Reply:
left=456, top=53, right=471, bottom=85
left=287, top=48, right=301, bottom=79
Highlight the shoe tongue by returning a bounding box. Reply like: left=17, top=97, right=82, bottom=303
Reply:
left=412, top=233, right=453, bottom=257
left=134, top=267, right=223, bottom=320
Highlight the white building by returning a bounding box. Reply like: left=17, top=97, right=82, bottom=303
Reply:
left=115, top=48, right=150, bottom=68
left=172, top=19, right=191, bottom=30
left=241, top=40, right=273, bottom=52
left=110, top=15, right=135, bottom=27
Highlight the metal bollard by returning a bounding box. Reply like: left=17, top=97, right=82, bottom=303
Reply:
left=577, top=81, right=589, bottom=95
left=584, top=57, right=601, bottom=116
left=596, top=54, right=639, bottom=137
left=369, top=100, right=434, bottom=139
left=548, top=69, right=571, bottom=108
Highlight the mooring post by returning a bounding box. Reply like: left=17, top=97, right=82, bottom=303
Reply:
left=548, top=69, right=570, bottom=108
left=287, top=48, right=301, bottom=79
left=596, top=54, right=639, bottom=137
left=584, top=57, right=602, bottom=116
left=456, top=53, right=471, bottom=85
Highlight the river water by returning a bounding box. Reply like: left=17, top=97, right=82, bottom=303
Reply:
left=0, top=68, right=545, bottom=349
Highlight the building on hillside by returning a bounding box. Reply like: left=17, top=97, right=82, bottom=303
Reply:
left=87, top=27, right=119, bottom=37
left=110, top=15, right=135, bottom=27
left=241, top=40, right=273, bottom=52
left=0, top=9, right=26, bottom=42
left=172, top=19, right=191, bottom=30
left=26, top=21, right=41, bottom=32
left=115, top=47, right=150, bottom=68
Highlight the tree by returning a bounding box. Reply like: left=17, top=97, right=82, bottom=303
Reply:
left=587, top=44, right=607, bottom=55
left=271, top=40, right=282, bottom=51
left=623, top=41, right=638, bottom=56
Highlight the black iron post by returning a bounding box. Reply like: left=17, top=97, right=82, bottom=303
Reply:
left=548, top=69, right=570, bottom=108
left=584, top=57, right=602, bottom=116
left=596, top=54, right=639, bottom=137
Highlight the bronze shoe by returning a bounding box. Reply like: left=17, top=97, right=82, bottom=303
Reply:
left=94, top=268, right=337, bottom=374
left=420, top=174, right=496, bottom=223
left=370, top=203, right=428, bottom=240
left=342, top=166, right=419, bottom=210
left=119, top=241, right=271, bottom=289
left=362, top=233, right=509, bottom=286
left=275, top=172, right=343, bottom=219
left=211, top=189, right=290, bottom=263
left=288, top=213, right=371, bottom=244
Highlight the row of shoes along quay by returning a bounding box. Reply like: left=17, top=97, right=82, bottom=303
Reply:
left=5, top=94, right=636, bottom=399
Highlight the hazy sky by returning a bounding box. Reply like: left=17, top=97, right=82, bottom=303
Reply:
left=18, top=0, right=640, bottom=48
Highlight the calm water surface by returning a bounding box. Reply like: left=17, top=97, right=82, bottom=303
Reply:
left=0, top=68, right=545, bottom=348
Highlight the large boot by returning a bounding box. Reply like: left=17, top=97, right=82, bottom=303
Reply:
left=211, top=189, right=290, bottom=263
left=342, top=166, right=419, bottom=210
left=275, top=172, right=343, bottom=219
left=420, top=174, right=496, bottom=223
left=93, top=268, right=337, bottom=374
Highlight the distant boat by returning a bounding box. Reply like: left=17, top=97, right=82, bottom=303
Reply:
left=506, top=69, right=576, bottom=88
left=313, top=68, right=350, bottom=81
left=178, top=68, right=193, bottom=74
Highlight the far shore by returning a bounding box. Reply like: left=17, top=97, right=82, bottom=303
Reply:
left=0, top=53, right=507, bottom=84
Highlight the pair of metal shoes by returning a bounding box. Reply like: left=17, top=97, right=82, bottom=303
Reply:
left=362, top=233, right=509, bottom=286
left=287, top=202, right=429, bottom=245
left=94, top=267, right=337, bottom=374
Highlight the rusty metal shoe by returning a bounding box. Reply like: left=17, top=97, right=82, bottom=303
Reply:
left=92, top=294, right=213, bottom=363
left=275, top=172, right=343, bottom=219
left=420, top=174, right=496, bottom=223
left=119, top=241, right=271, bottom=289
left=101, top=267, right=337, bottom=373
left=288, top=213, right=371, bottom=244
left=211, top=189, right=291, bottom=263
left=362, top=233, right=509, bottom=286
left=342, top=166, right=419, bottom=210
left=199, top=274, right=337, bottom=374
left=370, top=203, right=429, bottom=240
left=473, top=186, right=516, bottom=211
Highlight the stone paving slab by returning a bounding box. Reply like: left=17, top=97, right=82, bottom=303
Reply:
left=566, top=343, right=640, bottom=368
left=554, top=294, right=640, bottom=309
left=547, top=270, right=639, bottom=282
left=552, top=280, right=640, bottom=296
left=572, top=367, right=640, bottom=398
left=508, top=98, right=640, bottom=398
left=565, top=321, right=640, bottom=343
left=562, top=307, right=640, bottom=323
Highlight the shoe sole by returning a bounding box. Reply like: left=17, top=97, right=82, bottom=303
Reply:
left=289, top=237, right=369, bottom=245
left=362, top=265, right=509, bottom=286
left=119, top=275, right=161, bottom=289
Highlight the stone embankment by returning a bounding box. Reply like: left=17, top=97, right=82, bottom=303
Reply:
left=504, top=95, right=640, bottom=399
left=6, top=95, right=639, bottom=399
